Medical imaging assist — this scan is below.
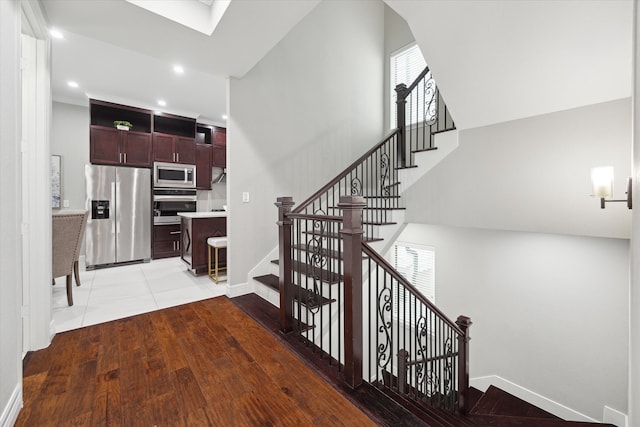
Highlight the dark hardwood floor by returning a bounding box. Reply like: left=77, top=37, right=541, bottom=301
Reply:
left=16, top=296, right=376, bottom=427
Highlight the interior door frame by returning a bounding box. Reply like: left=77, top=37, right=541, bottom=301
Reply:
left=21, top=1, right=53, bottom=354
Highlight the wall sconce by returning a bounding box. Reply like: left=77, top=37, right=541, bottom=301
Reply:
left=591, top=166, right=632, bottom=209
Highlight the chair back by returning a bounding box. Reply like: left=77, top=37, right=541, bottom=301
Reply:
left=52, top=210, right=88, bottom=279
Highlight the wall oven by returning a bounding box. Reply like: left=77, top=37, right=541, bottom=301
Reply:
left=153, top=162, right=196, bottom=188
left=153, top=188, right=196, bottom=225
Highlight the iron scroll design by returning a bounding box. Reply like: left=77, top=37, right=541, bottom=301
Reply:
left=380, top=153, right=390, bottom=198
left=304, top=208, right=329, bottom=313
left=377, top=287, right=392, bottom=375
left=424, top=73, right=438, bottom=125
left=351, top=176, right=363, bottom=196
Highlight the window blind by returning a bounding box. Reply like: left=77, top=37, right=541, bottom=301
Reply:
left=393, top=242, right=435, bottom=325
left=390, top=43, right=434, bottom=128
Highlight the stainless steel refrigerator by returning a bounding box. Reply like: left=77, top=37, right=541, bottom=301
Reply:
left=85, top=164, right=151, bottom=269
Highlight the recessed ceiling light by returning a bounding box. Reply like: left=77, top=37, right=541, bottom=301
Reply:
left=222, top=114, right=228, bottom=120
left=158, top=100, right=167, bottom=107
left=50, top=29, right=64, bottom=40
left=173, top=65, right=184, bottom=74
left=67, top=81, right=79, bottom=88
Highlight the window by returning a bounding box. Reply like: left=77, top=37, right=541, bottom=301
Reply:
left=390, top=43, right=436, bottom=128
left=393, top=242, right=435, bottom=325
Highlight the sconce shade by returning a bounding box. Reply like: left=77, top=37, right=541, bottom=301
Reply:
left=591, top=166, right=614, bottom=198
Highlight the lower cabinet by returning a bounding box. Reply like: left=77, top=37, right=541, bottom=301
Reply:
left=153, top=224, right=181, bottom=259
left=181, top=216, right=226, bottom=275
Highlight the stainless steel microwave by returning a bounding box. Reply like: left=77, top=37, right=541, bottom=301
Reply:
left=153, top=162, right=196, bottom=188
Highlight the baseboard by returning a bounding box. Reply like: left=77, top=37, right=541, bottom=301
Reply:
left=470, top=375, right=598, bottom=423
left=0, top=382, right=22, bottom=427
left=50, top=318, right=56, bottom=342
left=603, top=405, right=628, bottom=427
left=226, top=282, right=253, bottom=298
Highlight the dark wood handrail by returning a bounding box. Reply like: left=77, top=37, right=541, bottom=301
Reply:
left=398, top=65, right=432, bottom=99
left=287, top=213, right=343, bottom=222
left=293, top=129, right=400, bottom=214
left=361, top=241, right=464, bottom=335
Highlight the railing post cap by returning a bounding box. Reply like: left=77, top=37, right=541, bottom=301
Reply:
left=456, top=315, right=472, bottom=328
left=275, top=196, right=295, bottom=207
left=337, top=195, right=366, bottom=208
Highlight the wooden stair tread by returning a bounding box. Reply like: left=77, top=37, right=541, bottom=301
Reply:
left=253, top=273, right=335, bottom=309
left=467, top=385, right=615, bottom=426
left=362, top=221, right=397, bottom=226
left=254, top=274, right=279, bottom=291
left=293, top=287, right=335, bottom=309
left=395, top=165, right=418, bottom=170
left=470, top=385, right=559, bottom=419
left=412, top=147, right=438, bottom=153
left=270, top=259, right=342, bottom=284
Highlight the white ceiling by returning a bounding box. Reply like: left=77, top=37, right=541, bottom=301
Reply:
left=41, top=0, right=319, bottom=124
left=385, top=0, right=633, bottom=130
left=42, top=0, right=634, bottom=129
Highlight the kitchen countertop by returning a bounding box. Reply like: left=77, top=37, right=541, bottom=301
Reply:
left=178, top=211, right=227, bottom=218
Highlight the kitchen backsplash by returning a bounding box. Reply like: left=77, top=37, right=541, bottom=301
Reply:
left=197, top=180, right=227, bottom=212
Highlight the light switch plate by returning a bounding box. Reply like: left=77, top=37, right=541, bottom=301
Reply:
left=242, top=192, right=250, bottom=203
left=63, top=200, right=70, bottom=208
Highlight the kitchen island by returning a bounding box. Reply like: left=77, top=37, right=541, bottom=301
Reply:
left=179, top=212, right=227, bottom=275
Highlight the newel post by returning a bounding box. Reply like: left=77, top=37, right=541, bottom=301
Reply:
left=338, top=195, right=366, bottom=389
left=456, top=315, right=472, bottom=415
left=395, top=83, right=408, bottom=168
left=275, top=197, right=295, bottom=334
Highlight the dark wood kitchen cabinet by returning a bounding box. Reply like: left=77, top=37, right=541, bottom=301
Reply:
left=196, top=143, right=212, bottom=190
left=152, top=133, right=196, bottom=165
left=89, top=99, right=153, bottom=167
left=90, top=125, right=152, bottom=167
left=212, top=126, right=226, bottom=168
left=153, top=224, right=181, bottom=259
left=181, top=215, right=226, bottom=275
left=152, top=112, right=196, bottom=165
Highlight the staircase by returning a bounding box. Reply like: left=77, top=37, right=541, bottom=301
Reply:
left=245, top=66, right=615, bottom=425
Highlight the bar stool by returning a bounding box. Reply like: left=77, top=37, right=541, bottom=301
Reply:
left=207, top=237, right=227, bottom=283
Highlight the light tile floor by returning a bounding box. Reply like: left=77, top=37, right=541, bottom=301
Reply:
left=52, top=257, right=228, bottom=333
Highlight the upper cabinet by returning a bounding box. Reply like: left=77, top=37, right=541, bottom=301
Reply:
left=212, top=126, right=226, bottom=168
left=152, top=133, right=196, bottom=165
left=195, top=124, right=215, bottom=190
left=89, top=100, right=152, bottom=167
left=152, top=113, right=196, bottom=165
left=195, top=143, right=212, bottom=190
left=90, top=100, right=228, bottom=175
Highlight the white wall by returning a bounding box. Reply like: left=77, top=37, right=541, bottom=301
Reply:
left=629, top=1, right=640, bottom=424
left=393, top=223, right=629, bottom=420
left=404, top=98, right=632, bottom=239
left=228, top=0, right=385, bottom=285
left=51, top=102, right=90, bottom=210
left=0, top=0, right=23, bottom=424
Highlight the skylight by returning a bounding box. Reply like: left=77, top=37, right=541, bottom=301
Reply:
left=126, top=0, right=231, bottom=36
